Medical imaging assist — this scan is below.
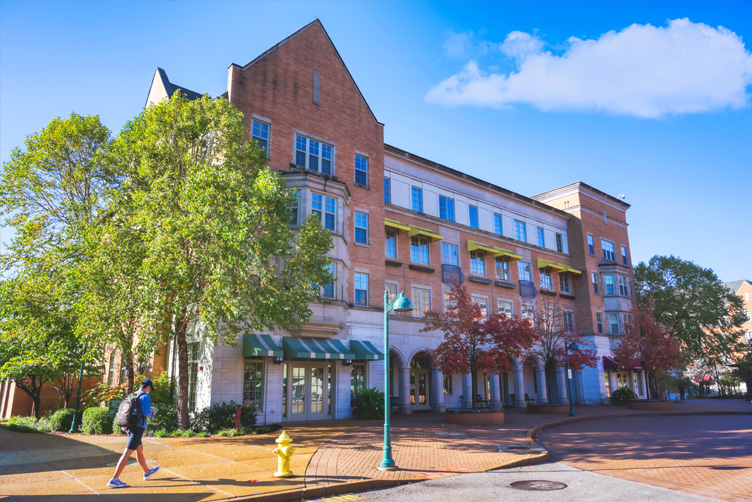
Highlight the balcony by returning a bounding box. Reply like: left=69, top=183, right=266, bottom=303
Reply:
left=519, top=280, right=537, bottom=298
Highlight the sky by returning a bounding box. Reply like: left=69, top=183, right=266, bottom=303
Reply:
left=1, top=0, right=751, bottom=283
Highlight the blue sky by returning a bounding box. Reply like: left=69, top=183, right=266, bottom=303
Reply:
left=1, top=1, right=751, bottom=282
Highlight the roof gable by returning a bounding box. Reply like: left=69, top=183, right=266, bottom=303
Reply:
left=229, top=19, right=381, bottom=126
left=145, top=68, right=203, bottom=108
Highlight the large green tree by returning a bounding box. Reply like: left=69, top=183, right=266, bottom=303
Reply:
left=0, top=114, right=112, bottom=412
left=111, top=93, right=333, bottom=427
left=634, top=255, right=746, bottom=363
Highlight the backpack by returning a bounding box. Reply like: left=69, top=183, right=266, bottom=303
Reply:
left=116, top=391, right=144, bottom=427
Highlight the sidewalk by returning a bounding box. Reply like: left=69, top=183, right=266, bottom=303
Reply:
left=0, top=399, right=749, bottom=501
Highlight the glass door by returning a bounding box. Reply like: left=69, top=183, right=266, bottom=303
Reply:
left=287, top=363, right=332, bottom=421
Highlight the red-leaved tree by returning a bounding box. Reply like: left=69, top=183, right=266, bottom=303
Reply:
left=421, top=283, right=537, bottom=409
left=613, top=303, right=682, bottom=399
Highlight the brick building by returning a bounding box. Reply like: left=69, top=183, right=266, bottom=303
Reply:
left=136, top=20, right=645, bottom=425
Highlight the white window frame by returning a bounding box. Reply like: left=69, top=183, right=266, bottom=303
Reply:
left=537, top=227, right=545, bottom=247
left=592, top=272, right=600, bottom=294
left=621, top=246, right=628, bottom=265
left=469, top=205, right=479, bottom=229
left=563, top=311, right=575, bottom=334
left=495, top=258, right=510, bottom=281
left=540, top=269, right=553, bottom=290
left=411, top=186, right=423, bottom=213
left=498, top=299, right=513, bottom=317
left=311, top=192, right=336, bottom=232
left=596, top=312, right=604, bottom=334
left=559, top=273, right=571, bottom=294
left=251, top=118, right=270, bottom=157
left=587, top=234, right=595, bottom=255
left=354, top=153, right=369, bottom=187
left=385, top=228, right=397, bottom=259
left=411, top=236, right=430, bottom=265
left=602, top=240, right=616, bottom=261
left=609, top=313, right=620, bottom=335
left=354, top=272, right=369, bottom=306
left=412, top=287, right=432, bottom=317
left=493, top=213, right=503, bottom=236
left=439, top=195, right=455, bottom=222
left=518, top=261, right=532, bottom=282
left=354, top=211, right=368, bottom=245
left=473, top=295, right=489, bottom=320
left=441, top=243, right=459, bottom=266
left=243, top=357, right=265, bottom=411
left=470, top=250, right=486, bottom=276
left=295, top=133, right=334, bottom=174
left=322, top=262, right=336, bottom=299
left=515, top=220, right=527, bottom=243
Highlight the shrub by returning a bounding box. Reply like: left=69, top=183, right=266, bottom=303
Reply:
left=353, top=388, right=384, bottom=419
left=192, top=402, right=257, bottom=433
left=610, top=387, right=638, bottom=405
left=181, top=429, right=196, bottom=438
left=169, top=429, right=184, bottom=437
left=147, top=371, right=174, bottom=404
left=216, top=428, right=239, bottom=437
left=112, top=417, right=125, bottom=434
left=81, top=407, right=113, bottom=435
left=1, top=416, right=48, bottom=433
left=146, top=403, right=179, bottom=435
left=154, top=429, right=168, bottom=438
left=195, top=431, right=209, bottom=438
left=47, top=408, right=77, bottom=432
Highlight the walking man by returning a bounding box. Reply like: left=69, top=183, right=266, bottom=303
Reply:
left=107, top=379, right=160, bottom=488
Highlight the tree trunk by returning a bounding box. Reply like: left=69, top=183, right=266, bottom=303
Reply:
left=53, top=375, right=75, bottom=408
left=16, top=375, right=45, bottom=419
left=176, top=316, right=190, bottom=429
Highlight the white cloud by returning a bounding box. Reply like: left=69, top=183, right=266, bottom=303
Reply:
left=427, top=19, right=752, bottom=118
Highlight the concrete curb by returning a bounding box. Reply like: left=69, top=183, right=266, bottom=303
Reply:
left=216, top=479, right=420, bottom=502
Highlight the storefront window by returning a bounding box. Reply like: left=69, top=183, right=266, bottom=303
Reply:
left=243, top=358, right=264, bottom=411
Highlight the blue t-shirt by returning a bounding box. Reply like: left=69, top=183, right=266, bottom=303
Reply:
left=136, top=392, right=155, bottom=429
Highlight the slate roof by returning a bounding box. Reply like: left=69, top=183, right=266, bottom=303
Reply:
left=724, top=279, right=752, bottom=293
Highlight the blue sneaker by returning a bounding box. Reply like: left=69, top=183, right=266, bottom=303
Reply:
left=107, top=478, right=127, bottom=488
left=144, top=466, right=160, bottom=480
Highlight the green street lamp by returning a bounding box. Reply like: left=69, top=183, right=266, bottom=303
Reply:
left=69, top=347, right=86, bottom=434
left=379, top=290, right=413, bottom=471
left=564, top=342, right=580, bottom=417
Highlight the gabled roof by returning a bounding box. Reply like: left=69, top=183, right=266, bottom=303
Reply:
left=145, top=68, right=203, bottom=108
left=724, top=279, right=752, bottom=294
left=229, top=19, right=382, bottom=126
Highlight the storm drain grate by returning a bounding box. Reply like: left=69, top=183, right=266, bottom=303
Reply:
left=510, top=480, right=567, bottom=491
left=497, top=444, right=546, bottom=454
left=435, top=432, right=468, bottom=436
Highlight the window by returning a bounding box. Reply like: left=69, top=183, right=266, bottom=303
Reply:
left=386, top=283, right=398, bottom=306
left=470, top=250, right=486, bottom=276
left=602, top=240, right=616, bottom=261
left=514, top=220, right=527, bottom=242
left=120, top=354, right=128, bottom=384
left=560, top=273, right=571, bottom=294
left=498, top=299, right=513, bottom=317
left=312, top=193, right=336, bottom=231
left=354, top=211, right=368, bottom=245
left=354, top=154, right=368, bottom=186
left=744, top=331, right=752, bottom=344
left=556, top=233, right=563, bottom=253
left=618, top=276, right=630, bottom=297
left=295, top=134, right=333, bottom=174
left=411, top=236, right=429, bottom=264
left=443, top=374, right=453, bottom=395
left=587, top=235, right=594, bottom=255
left=290, top=189, right=300, bottom=226
left=624, top=313, right=633, bottom=331
left=384, top=177, right=391, bottom=204
left=441, top=243, right=459, bottom=265
left=243, top=358, right=264, bottom=411
left=540, top=269, right=553, bottom=290
left=350, top=363, right=366, bottom=408
left=518, top=261, right=532, bottom=282
left=413, top=287, right=431, bottom=316
left=596, top=312, right=604, bottom=334
left=469, top=205, right=479, bottom=229
left=473, top=296, right=488, bottom=320
left=354, top=273, right=368, bottom=306
left=522, top=304, right=535, bottom=323
left=107, top=352, right=116, bottom=386
left=495, top=258, right=510, bottom=281
left=604, top=274, right=615, bottom=295
left=537, top=227, right=545, bottom=247
left=563, top=311, right=575, bottom=333
left=187, top=342, right=199, bottom=411
left=621, top=246, right=628, bottom=265
left=493, top=213, right=503, bottom=236
left=609, top=313, right=620, bottom=335
left=592, top=272, right=600, bottom=294
left=744, top=310, right=751, bottom=322
left=385, top=229, right=397, bottom=259
left=443, top=291, right=456, bottom=311
left=252, top=119, right=270, bottom=156
left=439, top=195, right=455, bottom=222
left=542, top=306, right=556, bottom=330
left=322, top=263, right=335, bottom=299
left=411, top=187, right=423, bottom=213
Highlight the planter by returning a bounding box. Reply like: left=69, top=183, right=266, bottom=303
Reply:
left=446, top=408, right=504, bottom=425
left=628, top=399, right=672, bottom=411
left=526, top=403, right=569, bottom=414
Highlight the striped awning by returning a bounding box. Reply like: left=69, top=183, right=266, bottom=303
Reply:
left=282, top=337, right=355, bottom=360
left=243, top=334, right=283, bottom=358
left=350, top=340, right=385, bottom=361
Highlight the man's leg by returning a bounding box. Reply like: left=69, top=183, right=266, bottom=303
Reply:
left=135, top=444, right=149, bottom=472
left=113, top=448, right=134, bottom=479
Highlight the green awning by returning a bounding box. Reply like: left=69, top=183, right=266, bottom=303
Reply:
left=350, top=340, right=385, bottom=361
left=282, top=337, right=355, bottom=360
left=243, top=334, right=283, bottom=358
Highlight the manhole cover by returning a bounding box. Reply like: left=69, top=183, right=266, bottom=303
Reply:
left=510, top=480, right=567, bottom=491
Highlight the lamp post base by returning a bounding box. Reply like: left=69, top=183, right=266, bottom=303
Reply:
left=378, top=464, right=398, bottom=471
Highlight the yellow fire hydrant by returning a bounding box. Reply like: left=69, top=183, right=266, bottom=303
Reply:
left=272, top=430, right=295, bottom=478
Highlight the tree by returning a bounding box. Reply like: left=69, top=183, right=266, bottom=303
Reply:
left=526, top=297, right=599, bottom=402
left=634, top=255, right=746, bottom=363
left=422, top=283, right=536, bottom=409
left=0, top=113, right=112, bottom=415
left=110, top=93, right=333, bottom=427
left=613, top=303, right=682, bottom=399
